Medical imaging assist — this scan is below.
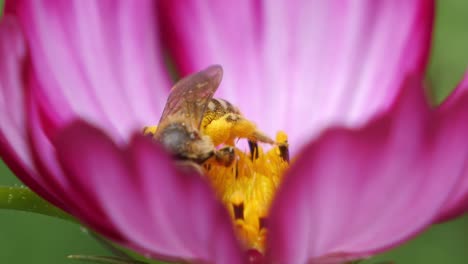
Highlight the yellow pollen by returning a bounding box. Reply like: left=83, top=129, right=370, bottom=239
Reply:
left=203, top=132, right=289, bottom=252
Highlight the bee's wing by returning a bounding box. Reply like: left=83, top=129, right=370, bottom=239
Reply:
left=158, top=65, right=224, bottom=129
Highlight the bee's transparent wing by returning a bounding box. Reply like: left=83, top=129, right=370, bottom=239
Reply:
left=158, top=65, right=223, bottom=129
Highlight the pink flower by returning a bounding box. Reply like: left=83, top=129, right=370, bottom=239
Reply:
left=1, top=0, right=468, bottom=263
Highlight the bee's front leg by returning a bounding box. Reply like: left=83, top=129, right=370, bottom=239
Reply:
left=225, top=113, right=274, bottom=145
left=213, top=146, right=236, bottom=167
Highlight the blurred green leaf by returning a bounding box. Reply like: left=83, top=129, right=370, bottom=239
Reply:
left=427, top=0, right=468, bottom=102
left=366, top=216, right=468, bottom=264
left=0, top=0, right=4, bottom=17
left=0, top=186, right=75, bottom=222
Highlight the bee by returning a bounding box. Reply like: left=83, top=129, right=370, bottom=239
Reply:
left=145, top=65, right=274, bottom=166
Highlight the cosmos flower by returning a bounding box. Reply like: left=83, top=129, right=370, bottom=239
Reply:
left=1, top=0, right=468, bottom=264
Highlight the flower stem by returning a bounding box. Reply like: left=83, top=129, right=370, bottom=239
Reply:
left=0, top=185, right=75, bottom=222
left=68, top=255, right=147, bottom=264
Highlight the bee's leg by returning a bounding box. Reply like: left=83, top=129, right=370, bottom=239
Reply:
left=202, top=118, right=233, bottom=146
left=214, top=146, right=235, bottom=167
left=203, top=113, right=274, bottom=145
left=142, top=125, right=158, bottom=136
left=224, top=113, right=274, bottom=145
left=248, top=130, right=275, bottom=145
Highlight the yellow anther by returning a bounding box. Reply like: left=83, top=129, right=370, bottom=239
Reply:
left=203, top=132, right=289, bottom=252
left=142, top=125, right=158, bottom=136
left=275, top=130, right=288, bottom=145
left=274, top=131, right=289, bottom=163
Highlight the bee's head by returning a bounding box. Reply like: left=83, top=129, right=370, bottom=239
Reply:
left=158, top=123, right=214, bottom=163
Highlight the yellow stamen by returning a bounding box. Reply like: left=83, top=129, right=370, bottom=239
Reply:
left=203, top=132, right=289, bottom=252
left=142, top=125, right=158, bottom=135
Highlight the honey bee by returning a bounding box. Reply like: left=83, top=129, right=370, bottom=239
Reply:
left=145, top=65, right=274, bottom=166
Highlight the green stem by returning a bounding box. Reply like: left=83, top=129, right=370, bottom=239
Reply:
left=68, top=255, right=147, bottom=264
left=0, top=185, right=75, bottom=222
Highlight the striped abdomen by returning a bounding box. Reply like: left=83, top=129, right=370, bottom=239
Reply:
left=201, top=98, right=241, bottom=129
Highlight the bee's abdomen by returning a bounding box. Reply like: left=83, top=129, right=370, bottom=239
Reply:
left=207, top=98, right=239, bottom=114
left=202, top=98, right=240, bottom=128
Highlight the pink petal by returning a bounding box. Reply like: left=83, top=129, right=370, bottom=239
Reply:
left=266, top=77, right=468, bottom=263
left=10, top=0, right=171, bottom=140
left=54, top=121, right=244, bottom=263
left=26, top=91, right=123, bottom=240
left=435, top=69, right=468, bottom=222
left=0, top=15, right=62, bottom=207
left=160, top=0, right=433, bottom=153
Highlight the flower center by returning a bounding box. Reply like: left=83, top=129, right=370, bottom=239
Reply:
left=143, top=124, right=289, bottom=252
left=202, top=131, right=290, bottom=252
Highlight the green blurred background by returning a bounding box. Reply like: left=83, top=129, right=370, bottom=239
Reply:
left=0, top=0, right=468, bottom=263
